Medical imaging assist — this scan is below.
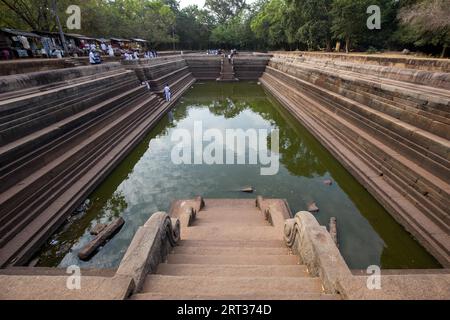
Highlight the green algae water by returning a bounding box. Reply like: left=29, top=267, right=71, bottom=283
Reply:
left=36, top=82, right=440, bottom=270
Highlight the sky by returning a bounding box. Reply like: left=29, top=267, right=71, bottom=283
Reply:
left=179, top=0, right=256, bottom=9
left=179, top=0, right=206, bottom=8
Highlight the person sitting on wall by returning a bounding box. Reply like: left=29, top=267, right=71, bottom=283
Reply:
left=101, top=42, right=107, bottom=55
left=164, top=84, right=171, bottom=102
left=89, top=50, right=101, bottom=65
left=108, top=44, right=114, bottom=57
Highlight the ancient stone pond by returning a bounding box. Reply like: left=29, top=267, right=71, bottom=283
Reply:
left=36, top=81, right=440, bottom=270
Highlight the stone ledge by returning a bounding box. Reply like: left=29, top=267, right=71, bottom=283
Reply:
left=116, top=212, right=180, bottom=293
left=0, top=274, right=134, bottom=300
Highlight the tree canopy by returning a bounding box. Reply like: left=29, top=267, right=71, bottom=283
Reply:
left=0, top=0, right=448, bottom=56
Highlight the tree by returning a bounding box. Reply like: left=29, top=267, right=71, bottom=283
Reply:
left=176, top=5, right=214, bottom=49
left=331, top=0, right=370, bottom=53
left=0, top=0, right=71, bottom=31
left=285, top=0, right=333, bottom=51
left=205, top=0, right=248, bottom=24
left=251, top=0, right=291, bottom=49
left=398, top=0, right=450, bottom=57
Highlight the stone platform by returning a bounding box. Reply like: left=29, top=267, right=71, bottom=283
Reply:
left=2, top=196, right=448, bottom=300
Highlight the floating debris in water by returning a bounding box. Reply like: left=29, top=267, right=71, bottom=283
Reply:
left=323, top=179, right=333, bottom=186
left=78, top=217, right=125, bottom=261
left=240, top=186, right=254, bottom=193
left=308, top=202, right=320, bottom=213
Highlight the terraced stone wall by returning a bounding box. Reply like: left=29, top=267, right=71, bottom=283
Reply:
left=184, top=56, right=222, bottom=80
left=233, top=56, right=271, bottom=80
left=0, top=58, right=194, bottom=268
left=261, top=53, right=450, bottom=267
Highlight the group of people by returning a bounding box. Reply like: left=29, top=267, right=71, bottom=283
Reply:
left=123, top=51, right=140, bottom=60
left=144, top=50, right=158, bottom=59
left=123, top=50, right=158, bottom=61
left=206, top=49, right=222, bottom=55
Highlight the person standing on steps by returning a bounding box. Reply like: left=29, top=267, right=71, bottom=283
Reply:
left=164, top=84, right=171, bottom=102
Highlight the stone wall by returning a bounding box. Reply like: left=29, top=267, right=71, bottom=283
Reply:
left=271, top=51, right=450, bottom=73
left=0, top=59, right=74, bottom=76
left=184, top=55, right=222, bottom=80
left=233, top=56, right=270, bottom=80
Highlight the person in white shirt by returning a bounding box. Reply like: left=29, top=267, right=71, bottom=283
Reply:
left=164, top=84, right=171, bottom=102
left=108, top=45, right=114, bottom=57
left=101, top=42, right=107, bottom=53
left=89, top=50, right=96, bottom=64
left=133, top=51, right=139, bottom=60
left=54, top=49, right=63, bottom=59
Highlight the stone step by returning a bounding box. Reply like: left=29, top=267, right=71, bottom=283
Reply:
left=0, top=70, right=134, bottom=123
left=0, top=93, right=157, bottom=247
left=182, top=226, right=281, bottom=241
left=262, top=71, right=450, bottom=200
left=0, top=84, right=145, bottom=166
left=0, top=63, right=125, bottom=96
left=0, top=76, right=136, bottom=138
left=171, top=246, right=288, bottom=256
left=141, top=275, right=323, bottom=296
left=0, top=75, right=194, bottom=267
left=196, top=209, right=266, bottom=225
left=0, top=85, right=148, bottom=190
left=131, top=292, right=340, bottom=300
left=0, top=267, right=116, bottom=277
left=0, top=94, right=157, bottom=259
left=266, top=67, right=450, bottom=163
left=0, top=87, right=150, bottom=219
left=156, top=264, right=308, bottom=278
left=166, top=254, right=299, bottom=265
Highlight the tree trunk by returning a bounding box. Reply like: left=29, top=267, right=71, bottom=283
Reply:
left=326, top=39, right=332, bottom=52
left=441, top=44, right=448, bottom=58
left=345, top=37, right=350, bottom=54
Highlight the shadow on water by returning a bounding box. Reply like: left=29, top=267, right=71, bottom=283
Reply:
left=36, top=81, right=440, bottom=270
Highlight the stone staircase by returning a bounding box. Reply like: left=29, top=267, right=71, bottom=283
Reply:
left=131, top=199, right=339, bottom=300
left=217, top=57, right=239, bottom=82
left=260, top=54, right=450, bottom=267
